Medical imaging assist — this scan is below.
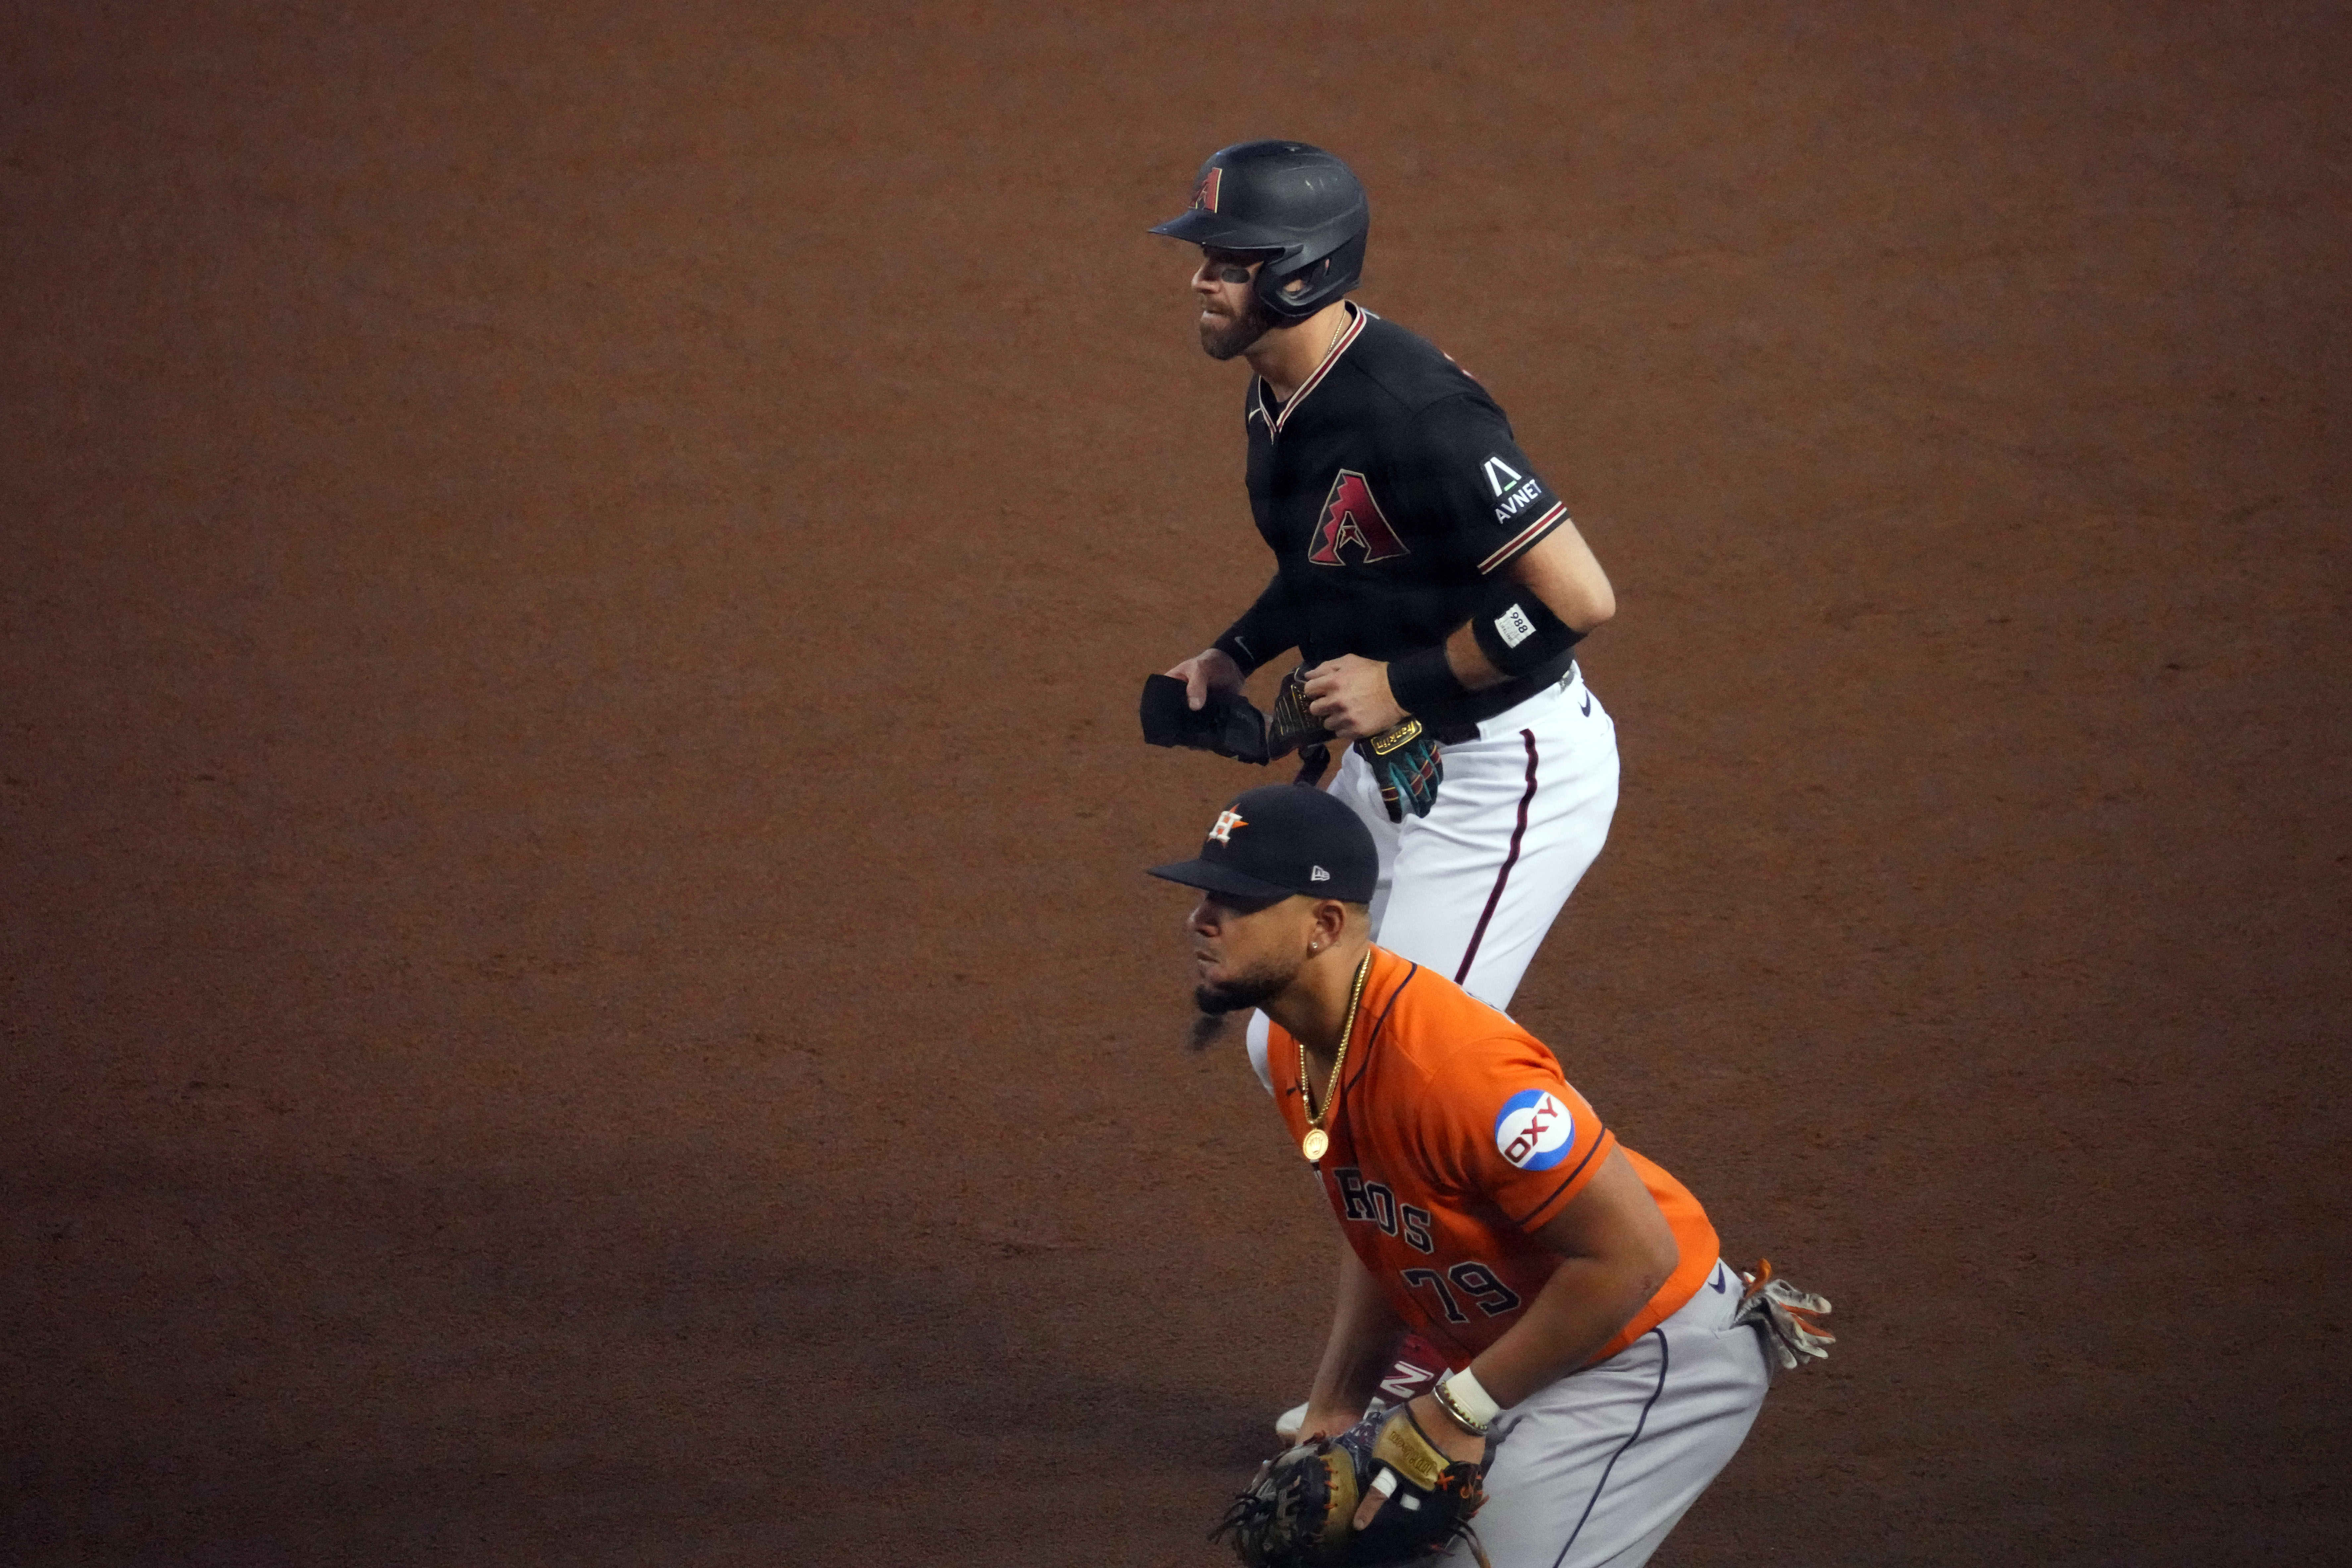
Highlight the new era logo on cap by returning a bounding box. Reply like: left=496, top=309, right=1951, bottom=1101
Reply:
left=1148, top=784, right=1381, bottom=905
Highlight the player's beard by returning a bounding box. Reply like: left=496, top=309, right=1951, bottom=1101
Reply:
left=1198, top=290, right=1274, bottom=361
left=1188, top=952, right=1301, bottom=1051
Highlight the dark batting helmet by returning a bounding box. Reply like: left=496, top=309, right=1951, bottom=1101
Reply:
left=1150, top=140, right=1369, bottom=325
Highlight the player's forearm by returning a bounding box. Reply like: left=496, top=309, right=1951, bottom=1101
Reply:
left=1214, top=573, right=1304, bottom=676
left=1380, top=628, right=1514, bottom=715
left=1440, top=621, right=1509, bottom=691
left=1434, top=524, right=1616, bottom=691
left=1391, top=533, right=1612, bottom=713
left=1465, top=1250, right=1671, bottom=1409
left=1306, top=1238, right=1406, bottom=1415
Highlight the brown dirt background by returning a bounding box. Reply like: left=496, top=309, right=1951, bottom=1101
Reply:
left=5, top=3, right=2348, bottom=1564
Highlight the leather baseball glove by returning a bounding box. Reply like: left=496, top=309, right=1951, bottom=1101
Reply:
left=1268, top=665, right=1342, bottom=788
left=1213, top=1404, right=1489, bottom=1568
left=1272, top=663, right=1443, bottom=819
left=1265, top=665, right=1333, bottom=760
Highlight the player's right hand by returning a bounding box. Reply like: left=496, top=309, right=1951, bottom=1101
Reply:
left=1164, top=647, right=1244, bottom=712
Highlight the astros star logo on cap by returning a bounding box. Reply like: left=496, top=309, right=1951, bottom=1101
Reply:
left=1208, top=808, right=1247, bottom=845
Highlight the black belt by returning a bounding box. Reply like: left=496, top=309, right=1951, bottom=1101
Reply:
left=1430, top=653, right=1578, bottom=744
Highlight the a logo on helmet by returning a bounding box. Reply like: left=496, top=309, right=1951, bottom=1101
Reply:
left=1191, top=167, right=1223, bottom=214
left=1307, top=470, right=1411, bottom=567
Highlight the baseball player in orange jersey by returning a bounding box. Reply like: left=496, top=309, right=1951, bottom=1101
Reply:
left=1152, top=785, right=1832, bottom=1567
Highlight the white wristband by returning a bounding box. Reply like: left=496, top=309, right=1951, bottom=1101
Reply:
left=1439, top=1368, right=1501, bottom=1432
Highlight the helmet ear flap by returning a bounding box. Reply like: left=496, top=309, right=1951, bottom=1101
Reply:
left=1253, top=226, right=1368, bottom=325
left=1255, top=255, right=1329, bottom=321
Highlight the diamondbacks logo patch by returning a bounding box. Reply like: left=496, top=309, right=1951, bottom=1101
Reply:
left=1493, top=1089, right=1575, bottom=1171
left=1307, top=470, right=1411, bottom=566
left=1191, top=167, right=1223, bottom=213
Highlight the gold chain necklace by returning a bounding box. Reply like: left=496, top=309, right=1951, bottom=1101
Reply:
left=1298, top=951, right=1373, bottom=1165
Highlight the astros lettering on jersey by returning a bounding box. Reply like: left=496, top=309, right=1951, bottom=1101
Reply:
left=1263, top=947, right=1718, bottom=1367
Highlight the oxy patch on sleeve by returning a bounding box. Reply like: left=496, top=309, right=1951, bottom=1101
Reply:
left=1492, top=1088, right=1575, bottom=1171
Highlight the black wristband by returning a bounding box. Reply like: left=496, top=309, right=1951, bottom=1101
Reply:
left=1470, top=581, right=1586, bottom=678
left=1212, top=631, right=1263, bottom=676
left=1386, top=644, right=1479, bottom=725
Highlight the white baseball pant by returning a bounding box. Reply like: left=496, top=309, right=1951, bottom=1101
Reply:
left=1443, top=1260, right=1772, bottom=1568
left=1329, top=662, right=1618, bottom=1010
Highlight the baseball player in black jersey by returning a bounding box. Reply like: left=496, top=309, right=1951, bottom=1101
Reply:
left=1151, top=140, right=1622, bottom=1022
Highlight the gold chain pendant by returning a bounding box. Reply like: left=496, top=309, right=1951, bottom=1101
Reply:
left=1299, top=952, right=1374, bottom=1167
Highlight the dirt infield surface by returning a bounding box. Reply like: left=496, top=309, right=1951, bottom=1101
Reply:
left=5, top=3, right=2347, bottom=1564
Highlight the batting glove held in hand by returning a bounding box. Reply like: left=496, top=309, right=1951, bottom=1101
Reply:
left=1212, top=1404, right=1490, bottom=1568
left=1356, top=719, right=1442, bottom=822
left=1139, top=673, right=1272, bottom=764
left=1733, top=1257, right=1836, bottom=1370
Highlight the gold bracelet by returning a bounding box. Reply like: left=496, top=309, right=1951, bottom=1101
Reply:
left=1430, top=1375, right=1490, bottom=1436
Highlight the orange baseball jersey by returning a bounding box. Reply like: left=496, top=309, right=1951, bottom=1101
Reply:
left=1266, top=947, right=1719, bottom=1369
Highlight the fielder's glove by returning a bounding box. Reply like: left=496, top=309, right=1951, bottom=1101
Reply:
left=1267, top=665, right=1334, bottom=760
left=1213, top=1404, right=1490, bottom=1568
left=1355, top=719, right=1442, bottom=822
left=1271, top=663, right=1443, bottom=814
left=1733, top=1258, right=1836, bottom=1370
left=1268, top=665, right=1343, bottom=788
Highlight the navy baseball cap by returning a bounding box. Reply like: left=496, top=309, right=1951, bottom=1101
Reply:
left=1149, top=784, right=1378, bottom=904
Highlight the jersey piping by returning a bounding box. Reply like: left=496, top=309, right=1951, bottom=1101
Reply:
left=1550, top=1328, right=1672, bottom=1568
left=1477, top=500, right=1569, bottom=575
left=1340, top=958, right=1420, bottom=1101
left=1254, top=302, right=1371, bottom=439
left=1505, top=1119, right=1609, bottom=1230
left=1452, top=731, right=1541, bottom=986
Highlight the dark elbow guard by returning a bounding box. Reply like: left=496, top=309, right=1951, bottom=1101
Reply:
left=1470, top=581, right=1585, bottom=678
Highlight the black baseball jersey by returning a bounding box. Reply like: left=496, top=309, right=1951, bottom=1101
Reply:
left=1218, top=305, right=1571, bottom=675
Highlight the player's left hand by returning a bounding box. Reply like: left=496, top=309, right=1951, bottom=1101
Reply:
left=1402, top=1390, right=1488, bottom=1466
left=1344, top=1392, right=1485, bottom=1527
left=1302, top=654, right=1404, bottom=741
left=1216, top=1401, right=1489, bottom=1567
left=1345, top=1397, right=1488, bottom=1534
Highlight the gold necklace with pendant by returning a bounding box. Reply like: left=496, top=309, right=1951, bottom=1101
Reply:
left=1299, top=951, right=1373, bottom=1165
